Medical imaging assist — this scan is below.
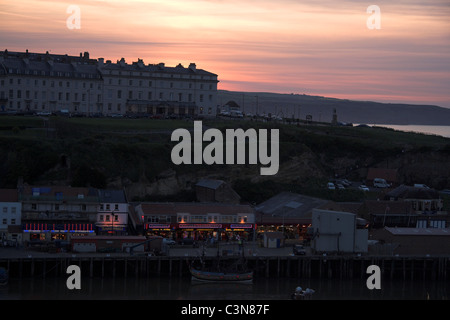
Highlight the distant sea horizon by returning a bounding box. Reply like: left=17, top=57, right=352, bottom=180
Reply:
left=369, top=124, right=450, bottom=138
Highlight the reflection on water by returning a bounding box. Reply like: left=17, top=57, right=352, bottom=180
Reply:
left=0, top=276, right=448, bottom=300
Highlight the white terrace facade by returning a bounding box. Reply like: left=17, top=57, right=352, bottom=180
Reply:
left=0, top=49, right=219, bottom=117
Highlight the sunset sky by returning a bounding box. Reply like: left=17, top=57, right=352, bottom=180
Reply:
left=1, top=0, right=449, bottom=107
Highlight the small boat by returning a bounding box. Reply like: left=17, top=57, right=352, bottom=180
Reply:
left=190, top=267, right=253, bottom=283
left=291, top=286, right=315, bottom=300
left=189, top=242, right=253, bottom=283
left=0, top=267, right=8, bottom=285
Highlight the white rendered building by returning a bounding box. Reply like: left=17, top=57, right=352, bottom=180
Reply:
left=0, top=49, right=219, bottom=117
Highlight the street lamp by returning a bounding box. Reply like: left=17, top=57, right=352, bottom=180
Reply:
left=111, top=210, right=116, bottom=235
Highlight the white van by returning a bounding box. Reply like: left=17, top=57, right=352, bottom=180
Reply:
left=373, top=178, right=390, bottom=188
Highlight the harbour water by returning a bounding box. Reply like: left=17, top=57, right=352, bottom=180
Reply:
left=370, top=124, right=450, bottom=138
left=1, top=276, right=448, bottom=300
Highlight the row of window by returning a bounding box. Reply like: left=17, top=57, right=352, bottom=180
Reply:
left=98, top=214, right=119, bottom=222
left=30, top=203, right=88, bottom=211
left=27, top=203, right=124, bottom=211
left=1, top=78, right=215, bottom=90
left=2, top=78, right=100, bottom=89
left=2, top=207, right=18, bottom=214
left=2, top=218, right=17, bottom=225
left=145, top=215, right=249, bottom=223
left=1, top=90, right=213, bottom=104
left=106, top=78, right=214, bottom=90
left=6, top=69, right=100, bottom=79
left=3, top=90, right=100, bottom=102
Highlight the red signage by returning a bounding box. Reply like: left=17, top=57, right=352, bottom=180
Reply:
left=179, top=223, right=222, bottom=229
left=230, top=224, right=253, bottom=229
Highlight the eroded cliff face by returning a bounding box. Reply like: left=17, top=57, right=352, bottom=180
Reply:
left=115, top=150, right=450, bottom=201
left=393, top=152, right=450, bottom=189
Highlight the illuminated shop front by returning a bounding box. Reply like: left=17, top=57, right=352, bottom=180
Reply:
left=22, top=223, right=95, bottom=242
left=136, top=202, right=256, bottom=242
left=144, top=223, right=176, bottom=238
left=256, top=223, right=311, bottom=240
left=177, top=223, right=255, bottom=242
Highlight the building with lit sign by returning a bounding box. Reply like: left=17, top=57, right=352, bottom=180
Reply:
left=18, top=185, right=99, bottom=242
left=96, top=189, right=129, bottom=235
left=135, top=202, right=255, bottom=242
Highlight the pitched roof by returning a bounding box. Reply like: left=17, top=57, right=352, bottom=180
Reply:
left=195, top=179, right=224, bottom=190
left=255, top=192, right=329, bottom=219
left=19, top=185, right=98, bottom=201
left=384, top=184, right=440, bottom=200
left=361, top=200, right=413, bottom=215
left=0, top=189, right=19, bottom=202
left=385, top=227, right=450, bottom=236
left=98, top=189, right=127, bottom=203
left=139, top=202, right=253, bottom=215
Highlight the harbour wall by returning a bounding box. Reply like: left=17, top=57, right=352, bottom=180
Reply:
left=1, top=255, right=449, bottom=281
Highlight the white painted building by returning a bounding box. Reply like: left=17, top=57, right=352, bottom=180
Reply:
left=311, top=209, right=368, bottom=254
left=0, top=189, right=22, bottom=245
left=0, top=49, right=219, bottom=117
left=97, top=189, right=129, bottom=235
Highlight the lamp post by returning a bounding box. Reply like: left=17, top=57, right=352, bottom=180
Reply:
left=111, top=210, right=115, bottom=235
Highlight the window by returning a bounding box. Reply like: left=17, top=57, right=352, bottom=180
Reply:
left=99, top=215, right=104, bottom=221
left=2, top=219, right=6, bottom=225
left=55, top=204, right=60, bottom=211
left=81, top=204, right=87, bottom=211
left=11, top=207, right=16, bottom=214
left=100, top=204, right=104, bottom=210
left=31, top=203, right=37, bottom=210
left=2, top=207, right=7, bottom=213
left=106, top=204, right=110, bottom=210
left=11, top=219, right=16, bottom=225
left=114, top=204, right=119, bottom=210
left=105, top=215, right=110, bottom=222
left=114, top=215, right=119, bottom=222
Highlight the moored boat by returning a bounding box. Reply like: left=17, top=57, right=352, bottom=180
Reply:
left=189, top=241, right=253, bottom=283
left=190, top=267, right=253, bottom=283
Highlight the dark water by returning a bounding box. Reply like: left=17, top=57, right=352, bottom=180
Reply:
left=0, top=276, right=448, bottom=300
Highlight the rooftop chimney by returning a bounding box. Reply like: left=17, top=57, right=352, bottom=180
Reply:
left=189, top=63, right=196, bottom=71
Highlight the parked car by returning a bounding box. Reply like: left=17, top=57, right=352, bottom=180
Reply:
left=327, top=182, right=335, bottom=190
left=293, top=245, right=306, bottom=255
left=373, top=178, right=390, bottom=188
left=178, top=238, right=198, bottom=247
left=162, top=238, right=176, bottom=246
left=359, top=185, right=370, bottom=192
left=337, top=184, right=345, bottom=190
